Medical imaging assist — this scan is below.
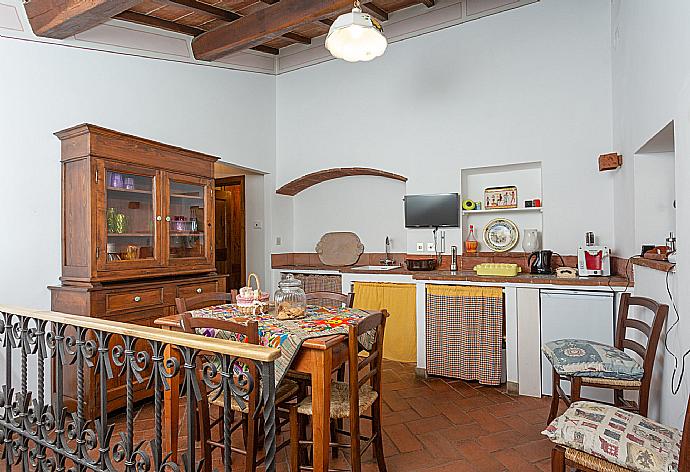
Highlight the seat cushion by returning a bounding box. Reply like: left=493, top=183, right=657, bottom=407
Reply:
left=210, top=378, right=299, bottom=413
left=542, top=339, right=644, bottom=380
left=543, top=401, right=681, bottom=472
left=297, top=381, right=379, bottom=419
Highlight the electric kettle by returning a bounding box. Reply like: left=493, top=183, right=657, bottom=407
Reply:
left=528, top=250, right=553, bottom=275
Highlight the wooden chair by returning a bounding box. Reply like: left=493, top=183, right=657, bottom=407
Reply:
left=305, top=291, right=355, bottom=308
left=298, top=290, right=355, bottom=458
left=551, top=393, right=690, bottom=472
left=174, top=290, right=237, bottom=314
left=547, top=293, right=668, bottom=424
left=289, top=310, right=389, bottom=472
left=180, top=313, right=298, bottom=472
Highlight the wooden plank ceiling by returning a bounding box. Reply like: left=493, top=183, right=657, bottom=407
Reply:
left=24, top=0, right=434, bottom=59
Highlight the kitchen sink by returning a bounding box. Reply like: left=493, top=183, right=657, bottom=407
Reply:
left=351, top=265, right=402, bottom=271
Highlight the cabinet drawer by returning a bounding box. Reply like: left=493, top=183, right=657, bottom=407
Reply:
left=177, top=281, right=220, bottom=299
left=106, top=288, right=164, bottom=312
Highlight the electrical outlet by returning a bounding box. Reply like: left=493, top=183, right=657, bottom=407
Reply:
left=426, top=242, right=435, bottom=252
left=416, top=242, right=424, bottom=252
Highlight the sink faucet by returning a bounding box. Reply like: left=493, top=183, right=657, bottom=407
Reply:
left=380, top=236, right=396, bottom=265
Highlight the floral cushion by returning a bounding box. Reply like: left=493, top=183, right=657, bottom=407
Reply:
left=542, top=339, right=644, bottom=380
left=543, top=402, right=680, bottom=472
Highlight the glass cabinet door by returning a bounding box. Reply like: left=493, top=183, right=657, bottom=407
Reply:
left=166, top=176, right=212, bottom=264
left=100, top=164, right=161, bottom=270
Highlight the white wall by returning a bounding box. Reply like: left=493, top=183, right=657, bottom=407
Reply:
left=276, top=0, right=614, bottom=256
left=634, top=152, right=675, bottom=248
left=0, top=36, right=276, bottom=309
left=292, top=176, right=406, bottom=253
left=611, top=0, right=690, bottom=427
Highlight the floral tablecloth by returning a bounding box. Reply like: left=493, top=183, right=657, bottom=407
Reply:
left=188, top=304, right=375, bottom=386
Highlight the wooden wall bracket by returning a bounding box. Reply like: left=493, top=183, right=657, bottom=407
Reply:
left=598, top=153, right=623, bottom=171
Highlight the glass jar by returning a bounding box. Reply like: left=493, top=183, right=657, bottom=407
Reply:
left=274, top=274, right=307, bottom=319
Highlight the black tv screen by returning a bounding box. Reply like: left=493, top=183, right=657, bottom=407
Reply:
left=404, top=193, right=460, bottom=228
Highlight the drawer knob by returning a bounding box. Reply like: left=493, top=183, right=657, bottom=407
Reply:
left=156, top=216, right=162, bottom=221
left=196, top=288, right=203, bottom=294
left=134, top=296, right=142, bottom=302
left=165, top=216, right=171, bottom=222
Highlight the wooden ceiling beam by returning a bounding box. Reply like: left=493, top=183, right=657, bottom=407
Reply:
left=114, top=10, right=203, bottom=35
left=23, top=0, right=139, bottom=38
left=165, top=0, right=240, bottom=21
left=362, top=2, right=387, bottom=22
left=282, top=31, right=311, bottom=45
left=251, top=44, right=279, bottom=54
left=191, top=0, right=354, bottom=61
left=115, top=10, right=280, bottom=55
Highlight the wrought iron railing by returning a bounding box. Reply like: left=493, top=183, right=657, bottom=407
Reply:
left=0, top=305, right=280, bottom=472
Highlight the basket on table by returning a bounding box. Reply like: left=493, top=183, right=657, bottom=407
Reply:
left=235, top=273, right=270, bottom=315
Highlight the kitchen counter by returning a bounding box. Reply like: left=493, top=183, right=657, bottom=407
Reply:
left=273, top=265, right=632, bottom=287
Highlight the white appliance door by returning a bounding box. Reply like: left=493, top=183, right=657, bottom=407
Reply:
left=540, top=290, right=615, bottom=402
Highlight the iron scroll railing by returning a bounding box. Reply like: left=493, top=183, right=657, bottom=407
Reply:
left=0, top=305, right=280, bottom=472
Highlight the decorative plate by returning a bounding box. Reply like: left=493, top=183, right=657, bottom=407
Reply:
left=483, top=218, right=519, bottom=252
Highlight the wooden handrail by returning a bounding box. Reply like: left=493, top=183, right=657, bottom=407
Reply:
left=0, top=305, right=281, bottom=362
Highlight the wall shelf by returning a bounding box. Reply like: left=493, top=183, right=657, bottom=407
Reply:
left=463, top=208, right=543, bottom=215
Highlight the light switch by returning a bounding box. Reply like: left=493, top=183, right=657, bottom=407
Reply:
left=276, top=236, right=282, bottom=246
left=416, top=242, right=424, bottom=252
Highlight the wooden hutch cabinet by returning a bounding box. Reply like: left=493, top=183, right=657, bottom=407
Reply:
left=49, top=124, right=225, bottom=418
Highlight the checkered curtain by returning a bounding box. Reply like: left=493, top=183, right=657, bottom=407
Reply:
left=426, top=285, right=504, bottom=385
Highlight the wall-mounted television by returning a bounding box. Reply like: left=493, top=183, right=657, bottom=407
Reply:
left=404, top=193, right=460, bottom=228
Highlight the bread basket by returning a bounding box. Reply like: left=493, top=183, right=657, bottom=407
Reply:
left=235, top=273, right=270, bottom=315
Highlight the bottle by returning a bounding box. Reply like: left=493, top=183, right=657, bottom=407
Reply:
left=465, top=225, right=478, bottom=253
left=450, top=245, right=458, bottom=271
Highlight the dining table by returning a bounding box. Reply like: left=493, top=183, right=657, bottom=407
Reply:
left=154, top=304, right=378, bottom=472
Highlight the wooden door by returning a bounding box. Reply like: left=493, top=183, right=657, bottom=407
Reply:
left=95, top=159, right=163, bottom=274
left=215, top=177, right=245, bottom=291
left=163, top=172, right=214, bottom=268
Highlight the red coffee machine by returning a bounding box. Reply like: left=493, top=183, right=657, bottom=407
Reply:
left=577, top=232, right=611, bottom=277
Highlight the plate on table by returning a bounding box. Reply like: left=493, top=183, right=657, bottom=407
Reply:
left=483, top=218, right=519, bottom=252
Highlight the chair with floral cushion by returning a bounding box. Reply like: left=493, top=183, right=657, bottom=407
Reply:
left=543, top=293, right=668, bottom=424
left=545, top=398, right=689, bottom=472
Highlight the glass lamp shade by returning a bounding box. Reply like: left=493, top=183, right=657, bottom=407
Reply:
left=325, top=8, right=387, bottom=62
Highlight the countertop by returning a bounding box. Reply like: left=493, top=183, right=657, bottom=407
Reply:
left=273, top=265, right=632, bottom=287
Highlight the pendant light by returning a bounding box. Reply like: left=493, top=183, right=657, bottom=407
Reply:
left=325, top=0, right=388, bottom=62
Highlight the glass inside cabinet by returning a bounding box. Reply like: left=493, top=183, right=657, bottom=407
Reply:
left=168, top=180, right=206, bottom=259
left=105, top=171, right=156, bottom=262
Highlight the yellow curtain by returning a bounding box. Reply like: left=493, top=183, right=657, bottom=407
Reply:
left=353, top=282, right=417, bottom=363
left=426, top=285, right=503, bottom=299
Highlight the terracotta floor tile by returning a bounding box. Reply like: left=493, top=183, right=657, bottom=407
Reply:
left=467, top=409, right=510, bottom=433
left=383, top=423, right=423, bottom=453
left=439, top=403, right=474, bottom=425
left=405, top=415, right=454, bottom=435
left=477, top=429, right=533, bottom=453
left=382, top=408, right=421, bottom=426
left=457, top=440, right=508, bottom=472
left=495, top=448, right=542, bottom=471
left=104, top=360, right=558, bottom=472
left=407, top=396, right=442, bottom=418
left=513, top=438, right=555, bottom=463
